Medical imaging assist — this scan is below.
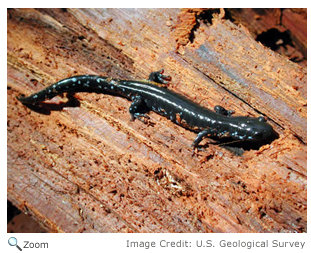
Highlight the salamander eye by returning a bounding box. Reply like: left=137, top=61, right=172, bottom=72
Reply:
left=258, top=116, right=267, bottom=122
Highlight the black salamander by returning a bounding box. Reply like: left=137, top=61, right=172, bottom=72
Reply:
left=18, top=69, right=275, bottom=147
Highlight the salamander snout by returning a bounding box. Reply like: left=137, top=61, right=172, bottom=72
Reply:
left=246, top=116, right=276, bottom=141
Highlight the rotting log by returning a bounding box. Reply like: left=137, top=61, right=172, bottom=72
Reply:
left=7, top=8, right=306, bottom=233
left=226, top=8, right=307, bottom=67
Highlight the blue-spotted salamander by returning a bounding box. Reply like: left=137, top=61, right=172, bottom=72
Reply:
left=18, top=69, right=275, bottom=147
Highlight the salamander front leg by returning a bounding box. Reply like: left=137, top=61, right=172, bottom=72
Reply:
left=129, top=95, right=150, bottom=123
left=191, top=129, right=217, bottom=147
left=148, top=69, right=171, bottom=85
left=214, top=105, right=234, bottom=117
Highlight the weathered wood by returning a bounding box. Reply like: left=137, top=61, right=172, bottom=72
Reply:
left=7, top=8, right=306, bottom=233
left=226, top=8, right=307, bottom=67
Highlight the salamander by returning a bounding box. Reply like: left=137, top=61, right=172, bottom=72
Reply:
left=17, top=69, right=275, bottom=147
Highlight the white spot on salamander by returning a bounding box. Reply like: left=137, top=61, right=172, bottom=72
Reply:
left=72, top=77, right=77, bottom=82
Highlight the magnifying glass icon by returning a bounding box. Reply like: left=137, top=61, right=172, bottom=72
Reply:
left=8, top=237, right=22, bottom=251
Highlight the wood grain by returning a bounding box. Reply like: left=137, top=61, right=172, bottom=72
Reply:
left=7, top=8, right=306, bottom=232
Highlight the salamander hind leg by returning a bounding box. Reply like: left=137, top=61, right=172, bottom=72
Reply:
left=148, top=69, right=171, bottom=85
left=129, top=95, right=150, bottom=123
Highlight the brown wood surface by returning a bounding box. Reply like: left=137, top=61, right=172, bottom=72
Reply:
left=226, top=8, right=307, bottom=67
left=7, top=8, right=306, bottom=233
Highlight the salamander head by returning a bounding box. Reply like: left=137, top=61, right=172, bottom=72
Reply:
left=230, top=116, right=276, bottom=142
